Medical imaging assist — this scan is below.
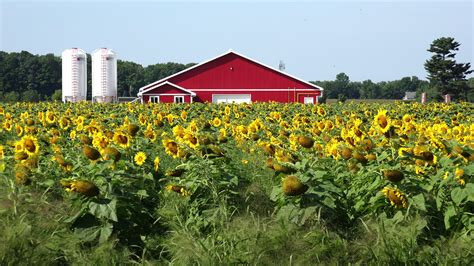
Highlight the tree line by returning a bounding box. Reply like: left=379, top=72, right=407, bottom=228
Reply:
left=0, top=37, right=472, bottom=102
left=0, top=51, right=195, bottom=102
left=313, top=74, right=433, bottom=102
left=315, top=37, right=473, bottom=102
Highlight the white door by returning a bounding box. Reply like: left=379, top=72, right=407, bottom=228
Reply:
left=304, top=97, right=314, bottom=104
left=212, top=94, right=251, bottom=104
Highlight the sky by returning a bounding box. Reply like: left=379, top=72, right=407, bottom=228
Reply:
left=1, top=0, right=472, bottom=82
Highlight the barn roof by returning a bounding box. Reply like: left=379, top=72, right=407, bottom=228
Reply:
left=138, top=50, right=323, bottom=95
left=139, top=81, right=197, bottom=96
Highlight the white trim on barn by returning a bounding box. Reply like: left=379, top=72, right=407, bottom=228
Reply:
left=144, top=93, right=191, bottom=96
left=138, top=81, right=197, bottom=96
left=174, top=96, right=185, bottom=103
left=212, top=94, right=252, bottom=104
left=149, top=96, right=160, bottom=103
left=138, top=50, right=323, bottom=94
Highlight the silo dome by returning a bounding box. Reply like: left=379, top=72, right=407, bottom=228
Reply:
left=92, top=48, right=117, bottom=103
left=62, top=48, right=87, bottom=102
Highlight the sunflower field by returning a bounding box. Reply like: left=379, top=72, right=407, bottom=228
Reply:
left=0, top=101, right=473, bottom=264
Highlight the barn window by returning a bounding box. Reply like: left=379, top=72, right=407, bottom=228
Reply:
left=149, top=96, right=160, bottom=103
left=303, top=97, right=314, bottom=104
left=174, top=96, right=185, bottom=103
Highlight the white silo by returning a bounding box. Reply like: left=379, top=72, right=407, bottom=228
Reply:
left=92, top=48, right=117, bottom=103
left=62, top=48, right=87, bottom=102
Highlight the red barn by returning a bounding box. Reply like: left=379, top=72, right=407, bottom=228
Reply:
left=137, top=50, right=323, bottom=104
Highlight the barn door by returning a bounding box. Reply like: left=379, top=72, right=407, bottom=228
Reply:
left=303, top=97, right=314, bottom=104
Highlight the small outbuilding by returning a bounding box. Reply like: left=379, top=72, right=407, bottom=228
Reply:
left=137, top=50, right=323, bottom=104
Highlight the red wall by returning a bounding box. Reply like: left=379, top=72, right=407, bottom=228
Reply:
left=141, top=52, right=321, bottom=103
left=167, top=53, right=315, bottom=90
left=189, top=90, right=320, bottom=103
left=146, top=83, right=188, bottom=94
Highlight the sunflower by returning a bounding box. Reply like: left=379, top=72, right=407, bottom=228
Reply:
left=180, top=111, right=187, bottom=121
left=398, top=147, right=413, bottom=157
left=75, top=116, right=85, bottom=126
left=269, top=111, right=282, bottom=121
left=183, top=132, right=199, bottom=149
left=187, top=120, right=199, bottom=133
left=144, top=124, right=157, bottom=142
left=21, top=135, right=40, bottom=156
left=382, top=187, right=408, bottom=208
left=134, top=151, right=147, bottom=166
left=165, top=184, right=191, bottom=196
left=282, top=175, right=308, bottom=196
left=15, top=124, right=23, bottom=137
left=154, top=156, right=160, bottom=172
left=70, top=130, right=77, bottom=140
left=166, top=114, right=175, bottom=125
left=114, top=131, right=131, bottom=148
left=92, top=132, right=109, bottom=150
left=46, top=111, right=56, bottom=124
left=317, top=107, right=326, bottom=116
left=59, top=117, right=71, bottom=130
left=211, top=117, right=222, bottom=127
left=0, top=145, right=4, bottom=160
left=61, top=179, right=100, bottom=197
left=163, top=139, right=185, bottom=158
left=128, top=124, right=140, bottom=136
left=224, top=106, right=231, bottom=116
left=172, top=125, right=186, bottom=141
left=138, top=114, right=147, bottom=126
left=83, top=146, right=101, bottom=161
left=3, top=120, right=13, bottom=131
left=374, top=109, right=391, bottom=133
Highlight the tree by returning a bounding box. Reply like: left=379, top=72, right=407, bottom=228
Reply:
left=117, top=60, right=145, bottom=97
left=3, top=91, right=20, bottom=102
left=51, top=89, right=62, bottom=101
left=21, top=90, right=41, bottom=102
left=424, top=37, right=473, bottom=100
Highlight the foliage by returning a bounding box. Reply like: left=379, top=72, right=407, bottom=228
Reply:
left=2, top=91, right=20, bottom=102
left=51, top=89, right=62, bottom=101
left=21, top=90, right=41, bottom=102
left=0, top=51, right=194, bottom=101
left=312, top=74, right=430, bottom=101
left=424, top=37, right=473, bottom=100
left=0, top=101, right=472, bottom=264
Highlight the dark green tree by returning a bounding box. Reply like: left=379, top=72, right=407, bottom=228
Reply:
left=424, top=37, right=473, bottom=100
left=3, top=91, right=20, bottom=102
left=21, top=90, right=41, bottom=102
left=51, top=89, right=62, bottom=101
left=117, top=60, right=145, bottom=97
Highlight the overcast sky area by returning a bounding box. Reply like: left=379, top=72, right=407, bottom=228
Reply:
left=1, top=0, right=472, bottom=82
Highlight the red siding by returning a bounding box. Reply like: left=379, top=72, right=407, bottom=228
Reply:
left=168, top=53, right=314, bottom=90
left=145, top=83, right=189, bottom=95
left=141, top=52, right=321, bottom=104
left=190, top=90, right=320, bottom=103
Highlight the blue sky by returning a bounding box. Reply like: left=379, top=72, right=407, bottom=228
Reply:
left=1, top=0, right=472, bottom=82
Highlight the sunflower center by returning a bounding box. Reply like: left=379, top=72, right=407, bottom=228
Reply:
left=378, top=116, right=388, bottom=128
left=167, top=142, right=179, bottom=154
left=117, top=134, right=128, bottom=144
left=24, top=139, right=36, bottom=153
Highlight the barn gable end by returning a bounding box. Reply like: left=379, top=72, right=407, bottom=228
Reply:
left=138, top=50, right=323, bottom=104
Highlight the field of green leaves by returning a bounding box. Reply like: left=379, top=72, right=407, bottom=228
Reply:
left=0, top=101, right=473, bottom=264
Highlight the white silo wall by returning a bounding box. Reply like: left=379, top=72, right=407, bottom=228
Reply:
left=92, top=48, right=117, bottom=103
left=62, top=48, right=87, bottom=102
